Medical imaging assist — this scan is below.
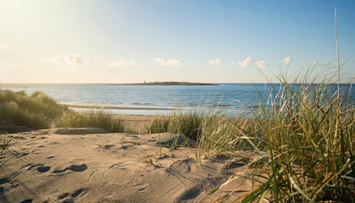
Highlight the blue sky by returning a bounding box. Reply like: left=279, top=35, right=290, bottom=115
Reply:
left=0, top=0, right=354, bottom=83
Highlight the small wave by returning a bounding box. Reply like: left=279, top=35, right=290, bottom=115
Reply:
left=63, top=103, right=173, bottom=111
left=216, top=104, right=232, bottom=107
left=132, top=102, right=151, bottom=105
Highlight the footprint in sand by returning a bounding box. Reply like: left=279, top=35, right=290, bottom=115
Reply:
left=37, top=165, right=51, bottom=173
left=71, top=189, right=84, bottom=197
left=20, top=199, right=33, bottom=203
left=68, top=164, right=87, bottom=172
left=26, top=164, right=51, bottom=173
left=52, top=164, right=88, bottom=173
left=0, top=177, right=10, bottom=185
left=58, top=192, right=69, bottom=199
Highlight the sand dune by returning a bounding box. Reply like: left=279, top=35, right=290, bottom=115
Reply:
left=0, top=128, right=253, bottom=203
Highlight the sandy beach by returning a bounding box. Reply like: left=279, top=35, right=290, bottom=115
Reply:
left=0, top=115, right=254, bottom=203
left=2, top=1, right=355, bottom=201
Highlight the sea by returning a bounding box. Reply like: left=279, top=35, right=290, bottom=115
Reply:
left=1, top=83, right=354, bottom=116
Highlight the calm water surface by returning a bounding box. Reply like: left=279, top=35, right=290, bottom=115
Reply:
left=2, top=84, right=354, bottom=115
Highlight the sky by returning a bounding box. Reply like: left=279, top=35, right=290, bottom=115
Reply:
left=0, top=0, right=354, bottom=83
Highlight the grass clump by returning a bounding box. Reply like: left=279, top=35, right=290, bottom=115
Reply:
left=0, top=90, right=125, bottom=132
left=147, top=107, right=255, bottom=156
left=167, top=109, right=204, bottom=141
left=0, top=90, right=68, bottom=129
left=147, top=116, right=169, bottom=134
left=1, top=101, right=51, bottom=129
left=0, top=90, right=67, bottom=119
left=55, top=111, right=125, bottom=133
left=236, top=73, right=355, bottom=202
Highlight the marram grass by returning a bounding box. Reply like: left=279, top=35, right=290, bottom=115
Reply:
left=55, top=111, right=125, bottom=133
left=0, top=90, right=68, bottom=129
left=147, top=106, right=259, bottom=157
left=0, top=90, right=125, bottom=133
left=224, top=73, right=355, bottom=202
left=146, top=72, right=355, bottom=202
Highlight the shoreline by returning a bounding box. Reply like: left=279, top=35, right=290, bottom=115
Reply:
left=62, top=103, right=248, bottom=117
left=62, top=103, right=174, bottom=111
left=107, top=81, right=218, bottom=86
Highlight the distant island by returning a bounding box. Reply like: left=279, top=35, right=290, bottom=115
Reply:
left=110, top=81, right=218, bottom=86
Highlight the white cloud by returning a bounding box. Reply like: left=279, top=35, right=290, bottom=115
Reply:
left=51, top=53, right=65, bottom=65
left=153, top=57, right=181, bottom=66
left=238, top=56, right=269, bottom=68
left=231, top=62, right=236, bottom=65
left=238, top=57, right=253, bottom=68
left=107, top=60, right=137, bottom=67
left=65, top=54, right=91, bottom=66
left=255, top=60, right=269, bottom=68
left=44, top=54, right=91, bottom=66
left=0, top=61, right=17, bottom=74
left=283, top=57, right=292, bottom=65
left=209, top=58, right=221, bottom=66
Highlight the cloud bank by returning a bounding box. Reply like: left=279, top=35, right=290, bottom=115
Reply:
left=238, top=57, right=269, bottom=68
left=65, top=54, right=92, bottom=66
left=46, top=54, right=91, bottom=66
left=153, top=57, right=181, bottom=66
left=107, top=60, right=137, bottom=67
left=209, top=58, right=221, bottom=66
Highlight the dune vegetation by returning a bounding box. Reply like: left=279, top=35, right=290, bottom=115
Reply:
left=0, top=90, right=125, bottom=133
left=147, top=71, right=355, bottom=202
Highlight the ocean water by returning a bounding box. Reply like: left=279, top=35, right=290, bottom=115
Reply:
left=1, top=83, right=354, bottom=116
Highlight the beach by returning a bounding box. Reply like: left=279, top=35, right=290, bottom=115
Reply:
left=1, top=0, right=355, bottom=201
left=0, top=118, right=253, bottom=203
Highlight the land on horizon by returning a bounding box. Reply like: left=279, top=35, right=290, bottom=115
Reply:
left=110, top=81, right=218, bottom=86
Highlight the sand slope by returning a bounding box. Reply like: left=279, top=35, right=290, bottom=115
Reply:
left=0, top=128, right=253, bottom=203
